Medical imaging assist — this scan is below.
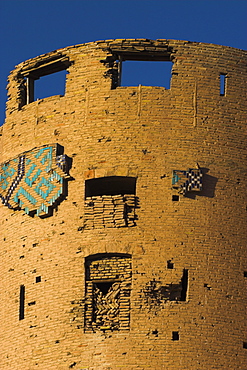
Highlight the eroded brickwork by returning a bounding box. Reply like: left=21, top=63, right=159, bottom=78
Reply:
left=84, top=194, right=138, bottom=229
left=0, top=39, right=246, bottom=369
left=84, top=254, right=131, bottom=332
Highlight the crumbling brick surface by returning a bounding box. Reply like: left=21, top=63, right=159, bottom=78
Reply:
left=84, top=194, right=138, bottom=229
left=0, top=39, right=246, bottom=369
left=84, top=254, right=131, bottom=332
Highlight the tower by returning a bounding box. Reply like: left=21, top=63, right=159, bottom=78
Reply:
left=0, top=39, right=246, bottom=369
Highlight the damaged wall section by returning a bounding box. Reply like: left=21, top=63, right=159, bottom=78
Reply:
left=142, top=269, right=188, bottom=310
left=19, top=55, right=71, bottom=106
left=84, top=253, right=132, bottom=332
left=84, top=177, right=138, bottom=229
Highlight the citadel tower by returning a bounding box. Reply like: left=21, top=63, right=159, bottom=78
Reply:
left=0, top=39, right=246, bottom=369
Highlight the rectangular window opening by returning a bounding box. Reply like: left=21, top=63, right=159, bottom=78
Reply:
left=85, top=176, right=136, bottom=198
left=172, top=195, right=179, bottom=202
left=22, top=57, right=70, bottom=105
left=120, top=60, right=173, bottom=89
left=19, top=285, right=25, bottom=320
left=33, top=69, right=67, bottom=101
left=220, top=73, right=227, bottom=96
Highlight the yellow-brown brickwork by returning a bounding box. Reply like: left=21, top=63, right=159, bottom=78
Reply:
left=0, top=39, right=246, bottom=369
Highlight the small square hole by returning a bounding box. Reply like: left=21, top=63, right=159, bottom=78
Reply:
left=36, top=276, right=41, bottom=283
left=172, top=195, right=179, bottom=201
left=167, top=260, right=174, bottom=269
left=244, top=271, right=247, bottom=278
left=243, top=342, right=247, bottom=349
left=172, top=331, right=179, bottom=341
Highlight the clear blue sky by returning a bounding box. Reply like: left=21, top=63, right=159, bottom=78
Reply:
left=0, top=0, right=246, bottom=126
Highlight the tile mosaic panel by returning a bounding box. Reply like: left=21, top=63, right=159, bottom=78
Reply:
left=172, top=168, right=203, bottom=195
left=0, top=144, right=70, bottom=216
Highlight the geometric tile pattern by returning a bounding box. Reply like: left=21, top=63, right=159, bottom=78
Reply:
left=0, top=144, right=70, bottom=216
left=172, top=168, right=203, bottom=195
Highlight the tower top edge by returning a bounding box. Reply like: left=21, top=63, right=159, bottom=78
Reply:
left=11, top=38, right=247, bottom=72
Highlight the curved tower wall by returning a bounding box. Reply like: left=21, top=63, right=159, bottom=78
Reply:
left=0, top=39, right=246, bottom=369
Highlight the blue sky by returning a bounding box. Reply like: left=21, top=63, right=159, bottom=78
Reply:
left=0, top=0, right=246, bottom=125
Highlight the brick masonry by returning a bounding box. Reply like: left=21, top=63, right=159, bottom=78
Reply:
left=0, top=39, right=246, bottom=369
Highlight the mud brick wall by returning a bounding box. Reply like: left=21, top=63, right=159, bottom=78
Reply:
left=0, top=39, right=246, bottom=369
left=84, top=194, right=137, bottom=229
left=84, top=254, right=131, bottom=332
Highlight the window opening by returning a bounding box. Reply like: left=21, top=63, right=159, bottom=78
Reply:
left=244, top=271, right=247, bottom=278
left=85, top=176, right=136, bottom=198
left=84, top=254, right=131, bottom=332
left=19, top=285, right=25, bottom=320
left=121, top=60, right=173, bottom=89
left=220, top=73, right=227, bottom=96
left=172, top=195, right=179, bottom=201
left=34, top=69, right=67, bottom=101
left=84, top=176, right=138, bottom=229
left=21, top=56, right=70, bottom=104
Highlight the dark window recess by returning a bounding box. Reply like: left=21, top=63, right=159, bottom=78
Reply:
left=36, top=276, right=41, bottom=283
left=243, top=342, right=247, bottom=349
left=172, top=195, right=179, bottom=201
left=85, top=176, right=136, bottom=198
left=244, top=271, right=247, bottom=278
left=19, top=285, right=25, bottom=320
left=172, top=331, right=180, bottom=341
left=121, top=60, right=173, bottom=89
left=21, top=56, right=70, bottom=105
left=220, top=73, right=227, bottom=96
